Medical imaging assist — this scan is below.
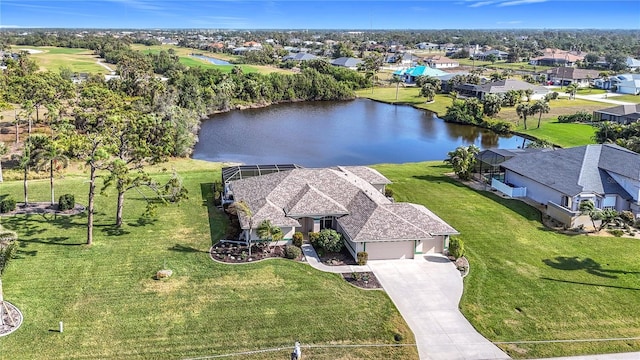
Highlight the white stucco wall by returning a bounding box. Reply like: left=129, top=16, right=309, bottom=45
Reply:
left=505, top=170, right=567, bottom=207
left=607, top=172, right=640, bottom=204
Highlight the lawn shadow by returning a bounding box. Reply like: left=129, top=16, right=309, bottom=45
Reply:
left=542, top=256, right=640, bottom=279
left=475, top=189, right=542, bottom=222
left=97, top=224, right=131, bottom=237
left=127, top=215, right=158, bottom=227
left=19, top=236, right=81, bottom=247
left=412, top=174, right=467, bottom=188
left=168, top=243, right=208, bottom=253
left=541, top=277, right=640, bottom=291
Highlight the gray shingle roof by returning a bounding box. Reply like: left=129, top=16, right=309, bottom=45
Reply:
left=229, top=167, right=458, bottom=242
left=546, top=67, right=600, bottom=80
left=500, top=144, right=637, bottom=198
left=595, top=104, right=640, bottom=117
left=477, top=79, right=548, bottom=94
left=330, top=57, right=363, bottom=67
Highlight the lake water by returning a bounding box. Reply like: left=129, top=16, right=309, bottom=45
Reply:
left=190, top=54, right=231, bottom=65
left=193, top=99, right=526, bottom=167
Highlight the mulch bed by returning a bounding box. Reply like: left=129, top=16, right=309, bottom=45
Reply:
left=0, top=202, right=86, bottom=217
left=318, top=247, right=357, bottom=266
left=0, top=302, right=23, bottom=337
left=210, top=242, right=292, bottom=263
left=341, top=272, right=382, bottom=289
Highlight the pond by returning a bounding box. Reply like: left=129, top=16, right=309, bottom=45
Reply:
left=190, top=54, right=231, bottom=65
left=193, top=99, right=527, bottom=167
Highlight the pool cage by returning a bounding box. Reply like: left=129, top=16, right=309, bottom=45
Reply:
left=474, top=149, right=521, bottom=183
left=221, top=164, right=303, bottom=204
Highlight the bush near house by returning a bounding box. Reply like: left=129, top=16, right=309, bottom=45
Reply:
left=357, top=251, right=368, bottom=265
left=285, top=245, right=302, bottom=259
left=292, top=231, right=304, bottom=247
left=448, top=237, right=465, bottom=259
left=557, top=110, right=592, bottom=123
left=316, top=229, right=344, bottom=253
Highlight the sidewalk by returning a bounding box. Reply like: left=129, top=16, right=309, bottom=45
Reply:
left=300, top=243, right=370, bottom=273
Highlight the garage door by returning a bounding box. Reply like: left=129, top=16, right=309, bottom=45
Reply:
left=366, top=241, right=414, bottom=260
left=420, top=237, right=443, bottom=254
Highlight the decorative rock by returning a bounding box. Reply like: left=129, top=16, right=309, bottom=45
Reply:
left=156, top=269, right=173, bottom=279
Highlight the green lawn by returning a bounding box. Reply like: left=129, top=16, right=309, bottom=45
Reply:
left=611, top=94, right=640, bottom=104
left=0, top=159, right=416, bottom=359
left=356, top=87, right=453, bottom=116
left=576, top=88, right=607, bottom=95
left=26, top=46, right=109, bottom=74
left=374, top=162, right=640, bottom=359
left=517, top=121, right=597, bottom=147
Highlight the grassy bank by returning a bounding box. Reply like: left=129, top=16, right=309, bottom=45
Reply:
left=0, top=159, right=416, bottom=359
left=374, top=161, right=640, bottom=359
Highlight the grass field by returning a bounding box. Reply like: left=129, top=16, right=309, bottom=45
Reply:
left=0, top=159, right=416, bottom=359
left=611, top=94, right=640, bottom=104
left=24, top=46, right=109, bottom=74
left=517, top=121, right=597, bottom=147
left=455, top=59, right=552, bottom=72
left=356, top=87, right=453, bottom=116
left=374, top=162, right=640, bottom=359
left=131, top=44, right=290, bottom=75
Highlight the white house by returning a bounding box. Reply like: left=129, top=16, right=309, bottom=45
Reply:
left=610, top=74, right=640, bottom=95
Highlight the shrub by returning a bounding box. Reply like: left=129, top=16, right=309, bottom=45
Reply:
left=635, top=219, right=640, bottom=229
left=284, top=245, right=302, bottom=259
left=292, top=232, right=304, bottom=247
left=357, top=251, right=368, bottom=265
left=620, top=211, right=635, bottom=225
left=557, top=111, right=592, bottom=123
left=316, top=229, right=343, bottom=253
left=608, top=229, right=624, bottom=237
left=544, top=91, right=559, bottom=101
left=482, top=119, right=514, bottom=134
left=58, top=194, right=75, bottom=211
left=384, top=187, right=394, bottom=198
left=308, top=231, right=320, bottom=246
left=448, top=237, right=465, bottom=259
left=0, top=198, right=16, bottom=213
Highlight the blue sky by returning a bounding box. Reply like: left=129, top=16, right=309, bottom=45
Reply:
left=0, top=0, right=638, bottom=29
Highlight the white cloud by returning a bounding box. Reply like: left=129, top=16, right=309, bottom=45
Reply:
left=468, top=1, right=498, bottom=8
left=497, top=0, right=548, bottom=7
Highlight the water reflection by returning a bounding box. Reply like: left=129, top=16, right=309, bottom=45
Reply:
left=193, top=99, right=525, bottom=167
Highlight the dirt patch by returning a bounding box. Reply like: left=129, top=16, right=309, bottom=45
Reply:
left=0, top=202, right=85, bottom=217
left=341, top=271, right=382, bottom=289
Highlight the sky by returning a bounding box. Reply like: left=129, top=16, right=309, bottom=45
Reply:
left=0, top=0, right=638, bottom=30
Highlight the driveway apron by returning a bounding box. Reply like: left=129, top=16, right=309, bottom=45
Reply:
left=369, top=255, right=510, bottom=360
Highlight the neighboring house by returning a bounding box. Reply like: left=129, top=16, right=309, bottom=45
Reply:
left=416, top=42, right=440, bottom=51
left=593, top=104, right=640, bottom=124
left=393, top=65, right=447, bottom=84
left=436, top=71, right=469, bottom=93
left=474, top=49, right=508, bottom=61
left=529, top=48, right=585, bottom=67
left=455, top=79, right=549, bottom=100
left=282, top=52, right=318, bottom=61
left=546, top=67, right=600, bottom=87
left=424, top=56, right=459, bottom=69
left=330, top=57, right=363, bottom=69
left=626, top=57, right=640, bottom=71
left=610, top=74, right=640, bottom=95
left=400, top=54, right=421, bottom=67
left=494, top=144, right=640, bottom=227
left=224, top=166, right=458, bottom=260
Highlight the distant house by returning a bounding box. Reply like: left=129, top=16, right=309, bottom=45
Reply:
left=493, top=144, right=640, bottom=227
left=593, top=104, right=640, bottom=124
left=424, top=56, right=459, bottom=69
left=393, top=65, right=447, bottom=84
left=529, top=48, right=585, bottom=67
left=610, top=74, right=640, bottom=95
left=330, top=57, right=363, bottom=69
left=283, top=52, right=318, bottom=61
left=474, top=49, right=508, bottom=61
left=436, top=72, right=469, bottom=93
left=626, top=57, right=640, bottom=71
left=546, top=67, right=601, bottom=87
left=416, top=42, right=440, bottom=51
left=455, top=79, right=549, bottom=100
left=224, top=166, right=458, bottom=260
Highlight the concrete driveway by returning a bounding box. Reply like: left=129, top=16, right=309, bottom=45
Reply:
left=369, top=255, right=510, bottom=360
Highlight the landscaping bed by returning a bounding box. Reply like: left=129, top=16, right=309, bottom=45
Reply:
left=0, top=302, right=23, bottom=337
left=341, top=272, right=382, bottom=289
left=210, top=242, right=291, bottom=263
left=318, top=247, right=357, bottom=266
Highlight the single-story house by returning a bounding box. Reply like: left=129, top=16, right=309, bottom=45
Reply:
left=474, top=49, right=508, bottom=61
left=610, top=74, right=640, bottom=95
left=424, top=56, right=459, bottom=69
left=224, top=166, right=459, bottom=260
left=593, top=104, right=640, bottom=124
left=529, top=49, right=585, bottom=67
left=493, top=144, right=640, bottom=227
left=436, top=72, right=469, bottom=93
left=393, top=65, right=447, bottom=84
left=282, top=52, right=318, bottom=61
left=455, top=79, right=549, bottom=100
left=330, top=57, right=363, bottom=69
left=627, top=57, right=640, bottom=71
left=546, top=67, right=600, bottom=87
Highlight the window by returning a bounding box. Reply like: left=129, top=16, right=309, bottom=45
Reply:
left=320, top=216, right=333, bottom=230
left=561, top=196, right=569, bottom=208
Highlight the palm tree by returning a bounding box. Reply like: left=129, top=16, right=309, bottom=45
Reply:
left=565, top=83, right=578, bottom=100
left=233, top=200, right=254, bottom=256
left=516, top=103, right=533, bottom=130
left=532, top=100, right=551, bottom=129
left=34, top=143, right=69, bottom=205
left=0, top=142, right=7, bottom=183
left=420, top=83, right=436, bottom=102
left=256, top=220, right=283, bottom=253
left=524, top=89, right=534, bottom=102
left=14, top=142, right=32, bottom=206
left=444, top=145, right=480, bottom=180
